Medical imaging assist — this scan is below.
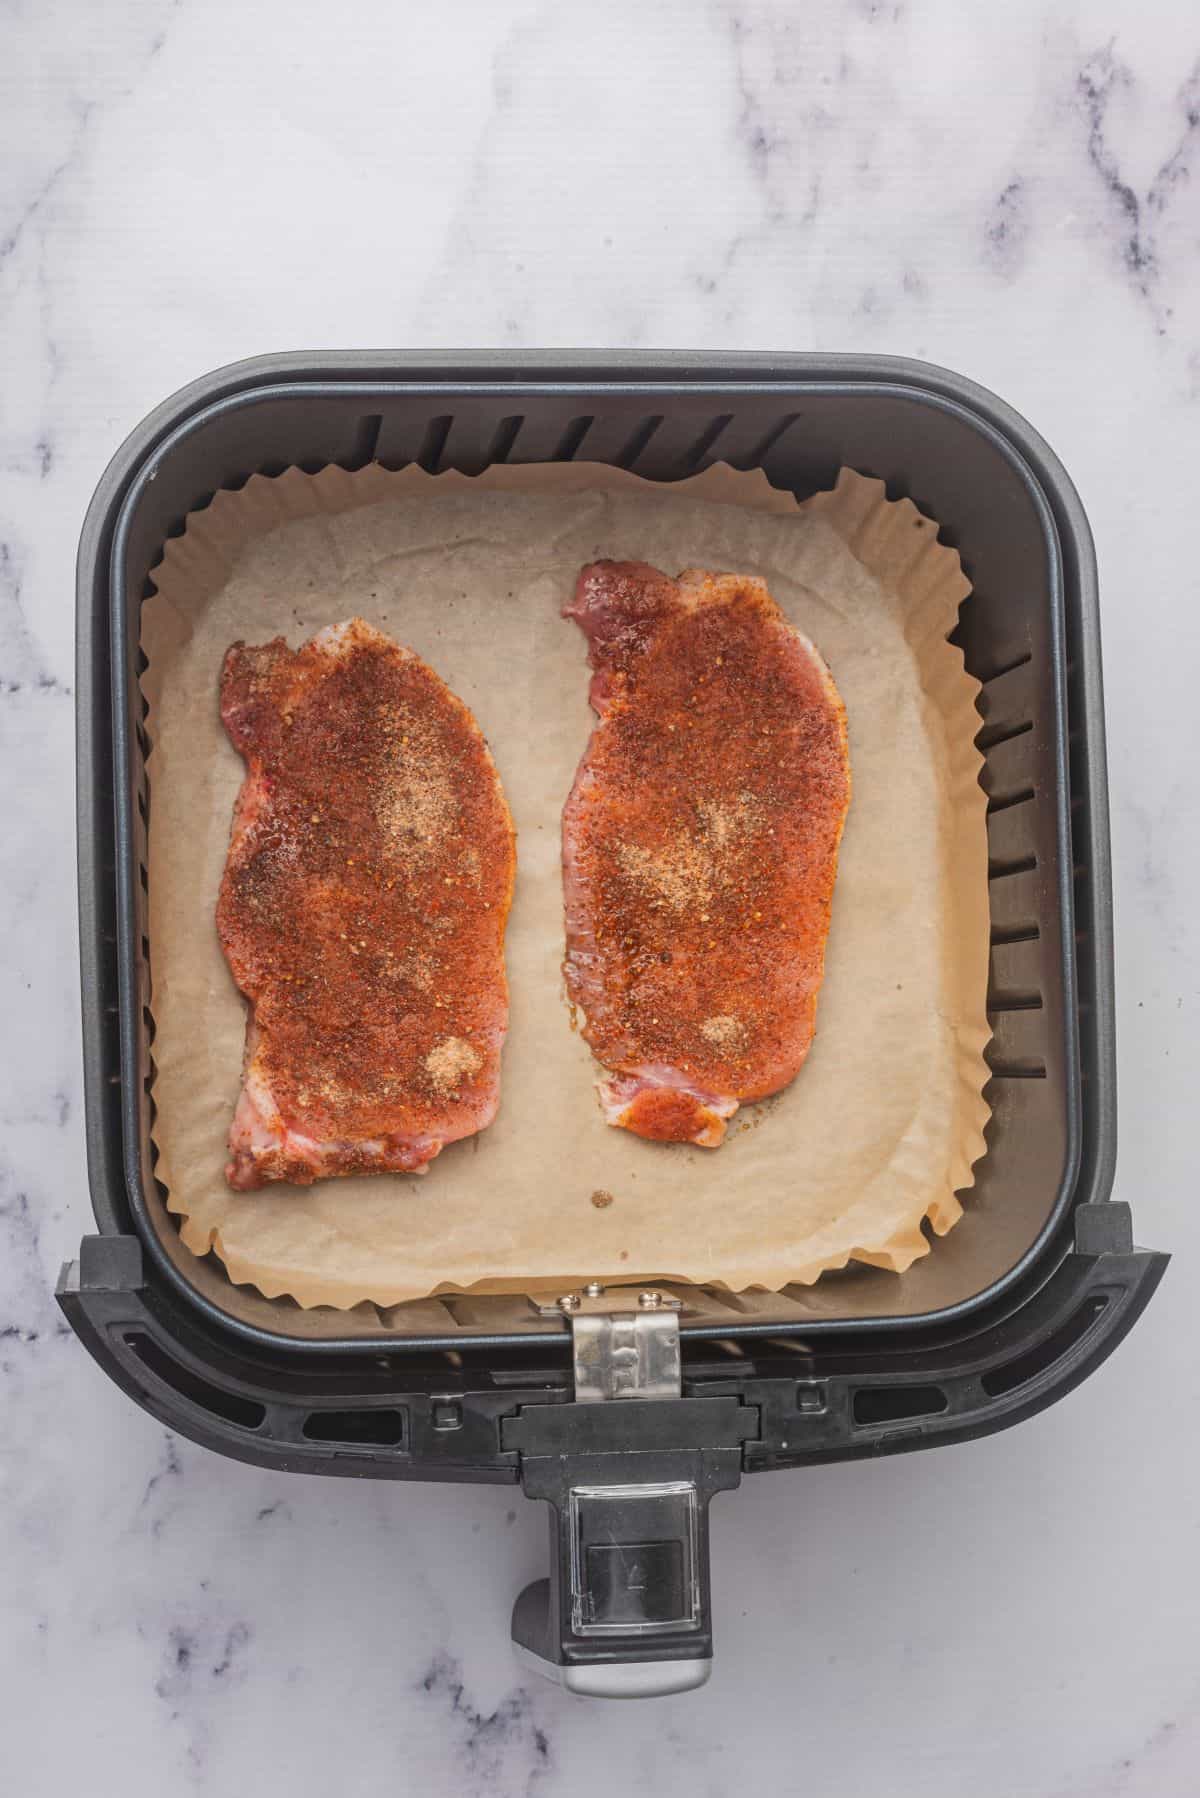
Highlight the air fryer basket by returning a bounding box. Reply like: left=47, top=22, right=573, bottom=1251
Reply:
left=71, top=350, right=1158, bottom=1337
left=62, top=353, right=1165, bottom=1695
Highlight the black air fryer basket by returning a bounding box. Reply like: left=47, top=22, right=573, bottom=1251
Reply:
left=61, top=352, right=1166, bottom=1698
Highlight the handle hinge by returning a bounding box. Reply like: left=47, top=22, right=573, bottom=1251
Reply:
left=532, top=1282, right=683, bottom=1403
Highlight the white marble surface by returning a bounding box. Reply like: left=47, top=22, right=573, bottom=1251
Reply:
left=2, top=1, right=1198, bottom=1791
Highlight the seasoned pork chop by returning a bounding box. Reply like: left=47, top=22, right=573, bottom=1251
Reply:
left=563, top=562, right=850, bottom=1148
left=217, top=619, right=515, bottom=1189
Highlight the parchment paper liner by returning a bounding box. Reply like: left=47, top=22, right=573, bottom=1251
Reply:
left=140, top=462, right=991, bottom=1308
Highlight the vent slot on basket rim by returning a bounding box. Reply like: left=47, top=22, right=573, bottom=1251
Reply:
left=302, top=1407, right=407, bottom=1446
left=852, top=1383, right=949, bottom=1425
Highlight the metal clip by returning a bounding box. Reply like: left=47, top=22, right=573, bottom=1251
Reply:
left=531, top=1283, right=682, bottom=1403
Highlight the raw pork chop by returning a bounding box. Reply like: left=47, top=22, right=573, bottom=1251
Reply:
left=563, top=562, right=850, bottom=1148
left=218, top=619, right=515, bottom=1189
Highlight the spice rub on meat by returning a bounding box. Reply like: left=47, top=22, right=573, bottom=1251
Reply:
left=217, top=618, right=515, bottom=1189
left=562, top=562, right=850, bottom=1148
